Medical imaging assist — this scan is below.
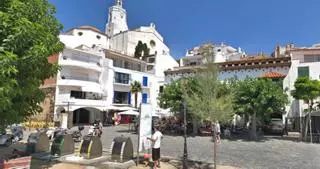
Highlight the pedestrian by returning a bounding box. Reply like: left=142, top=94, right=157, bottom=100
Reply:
left=211, top=119, right=221, bottom=143
left=147, top=125, right=163, bottom=168
left=215, top=120, right=221, bottom=144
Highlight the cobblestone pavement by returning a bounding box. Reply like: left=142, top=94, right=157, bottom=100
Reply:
left=94, top=125, right=320, bottom=169
left=15, top=125, right=320, bottom=169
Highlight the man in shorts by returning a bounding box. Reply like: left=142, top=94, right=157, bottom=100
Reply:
left=148, top=126, right=163, bottom=168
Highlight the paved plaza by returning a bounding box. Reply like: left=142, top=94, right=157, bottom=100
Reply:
left=3, top=125, right=319, bottom=169
left=94, top=125, right=320, bottom=169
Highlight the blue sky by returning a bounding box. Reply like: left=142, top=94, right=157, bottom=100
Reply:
left=49, top=0, right=320, bottom=59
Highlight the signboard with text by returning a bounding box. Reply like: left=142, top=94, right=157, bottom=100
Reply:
left=138, top=104, right=153, bottom=152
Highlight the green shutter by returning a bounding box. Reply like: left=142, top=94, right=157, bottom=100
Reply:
left=298, top=66, right=309, bottom=77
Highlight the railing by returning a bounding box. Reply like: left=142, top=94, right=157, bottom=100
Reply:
left=61, top=75, right=99, bottom=83
left=62, top=56, right=101, bottom=67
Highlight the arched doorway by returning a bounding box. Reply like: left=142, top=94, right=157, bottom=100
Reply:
left=73, top=107, right=102, bottom=125
left=73, top=108, right=90, bottom=124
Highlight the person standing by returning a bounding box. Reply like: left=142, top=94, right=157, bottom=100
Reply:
left=215, top=120, right=221, bottom=143
left=148, top=126, right=163, bottom=168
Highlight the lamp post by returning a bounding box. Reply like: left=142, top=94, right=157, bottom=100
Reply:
left=182, top=80, right=188, bottom=169
left=183, top=99, right=188, bottom=169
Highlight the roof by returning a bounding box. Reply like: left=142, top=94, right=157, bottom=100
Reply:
left=165, top=57, right=291, bottom=75
left=78, top=25, right=102, bottom=32
left=65, top=25, right=109, bottom=37
left=261, top=72, right=286, bottom=79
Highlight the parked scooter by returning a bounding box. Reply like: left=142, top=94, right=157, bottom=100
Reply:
left=0, top=126, right=24, bottom=146
left=71, top=126, right=84, bottom=142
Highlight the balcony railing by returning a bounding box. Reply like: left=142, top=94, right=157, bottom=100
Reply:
left=61, top=75, right=99, bottom=83
left=62, top=56, right=101, bottom=67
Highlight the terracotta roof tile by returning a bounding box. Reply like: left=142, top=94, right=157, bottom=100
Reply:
left=261, top=72, right=286, bottom=78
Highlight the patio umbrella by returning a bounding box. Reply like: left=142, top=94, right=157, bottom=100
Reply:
left=118, top=110, right=139, bottom=116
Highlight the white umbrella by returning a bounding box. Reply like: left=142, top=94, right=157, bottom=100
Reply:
left=118, top=110, right=139, bottom=116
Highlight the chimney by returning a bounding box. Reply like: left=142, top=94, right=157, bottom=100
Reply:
left=290, top=43, right=295, bottom=49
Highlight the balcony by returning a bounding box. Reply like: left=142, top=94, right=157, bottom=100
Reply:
left=60, top=57, right=102, bottom=72
left=57, top=76, right=101, bottom=90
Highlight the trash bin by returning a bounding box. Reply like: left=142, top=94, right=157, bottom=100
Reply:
left=26, top=132, right=50, bottom=154
left=110, top=136, right=133, bottom=162
left=78, top=135, right=102, bottom=159
left=51, top=134, right=75, bottom=156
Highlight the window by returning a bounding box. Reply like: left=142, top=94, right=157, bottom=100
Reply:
left=115, top=72, right=130, bottom=84
left=150, top=40, right=156, bottom=47
left=113, top=91, right=129, bottom=104
left=143, top=76, right=148, bottom=86
left=124, top=61, right=129, bottom=69
left=149, top=58, right=155, bottom=63
left=304, top=55, right=320, bottom=63
left=159, top=86, right=164, bottom=93
left=71, top=91, right=85, bottom=99
left=78, top=32, right=83, bottom=36
left=142, top=93, right=148, bottom=104
left=298, top=66, right=309, bottom=77
left=96, top=35, right=101, bottom=39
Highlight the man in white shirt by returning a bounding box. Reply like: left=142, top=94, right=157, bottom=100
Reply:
left=148, top=126, right=163, bottom=168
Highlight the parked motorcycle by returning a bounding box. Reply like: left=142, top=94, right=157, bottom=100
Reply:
left=0, top=126, right=24, bottom=146
left=71, top=126, right=84, bottom=142
left=88, top=124, right=102, bottom=137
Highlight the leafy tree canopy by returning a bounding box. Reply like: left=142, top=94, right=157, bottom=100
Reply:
left=157, top=77, right=199, bottom=116
left=134, top=40, right=150, bottom=58
left=291, top=77, right=320, bottom=104
left=233, top=78, right=288, bottom=123
left=0, top=0, right=64, bottom=129
left=185, top=64, right=234, bottom=123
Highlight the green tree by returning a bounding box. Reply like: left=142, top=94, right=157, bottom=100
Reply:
left=0, top=0, right=64, bottom=130
left=233, top=78, right=288, bottom=140
left=291, top=77, right=320, bottom=142
left=134, top=41, right=144, bottom=58
left=134, top=40, right=150, bottom=58
left=185, top=64, right=234, bottom=124
left=130, top=81, right=142, bottom=108
left=158, top=78, right=196, bottom=114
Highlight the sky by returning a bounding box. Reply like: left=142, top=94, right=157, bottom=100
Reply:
left=49, top=0, right=320, bottom=59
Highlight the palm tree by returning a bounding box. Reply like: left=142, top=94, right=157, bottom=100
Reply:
left=130, top=81, right=142, bottom=108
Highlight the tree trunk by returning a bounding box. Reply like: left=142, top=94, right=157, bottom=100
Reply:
left=192, top=119, right=199, bottom=136
left=213, top=127, right=217, bottom=169
left=309, top=102, right=313, bottom=143
left=251, top=113, right=257, bottom=141
left=304, top=116, right=309, bottom=141
left=134, top=92, right=138, bottom=108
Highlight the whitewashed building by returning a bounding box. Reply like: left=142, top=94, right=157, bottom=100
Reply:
left=178, top=43, right=245, bottom=66
left=44, top=0, right=178, bottom=127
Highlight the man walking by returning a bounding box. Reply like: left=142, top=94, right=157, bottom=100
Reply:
left=148, top=125, right=163, bottom=168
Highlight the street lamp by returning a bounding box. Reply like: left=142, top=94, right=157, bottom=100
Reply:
left=181, top=79, right=188, bottom=169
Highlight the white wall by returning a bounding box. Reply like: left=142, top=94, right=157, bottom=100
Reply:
left=113, top=67, right=154, bottom=105
left=284, top=60, right=320, bottom=119
left=60, top=29, right=109, bottom=49
left=154, top=54, right=179, bottom=77
left=111, top=28, right=170, bottom=57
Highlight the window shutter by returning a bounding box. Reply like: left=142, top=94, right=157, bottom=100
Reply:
left=143, top=76, right=148, bottom=86
left=128, top=92, right=131, bottom=105
left=142, top=93, right=148, bottom=104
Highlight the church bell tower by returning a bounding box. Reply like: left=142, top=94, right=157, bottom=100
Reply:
left=105, top=0, right=128, bottom=36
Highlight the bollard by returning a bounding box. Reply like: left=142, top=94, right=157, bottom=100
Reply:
left=51, top=134, right=75, bottom=156
left=78, top=136, right=102, bottom=159
left=110, top=136, right=133, bottom=162
left=26, top=132, right=50, bottom=154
